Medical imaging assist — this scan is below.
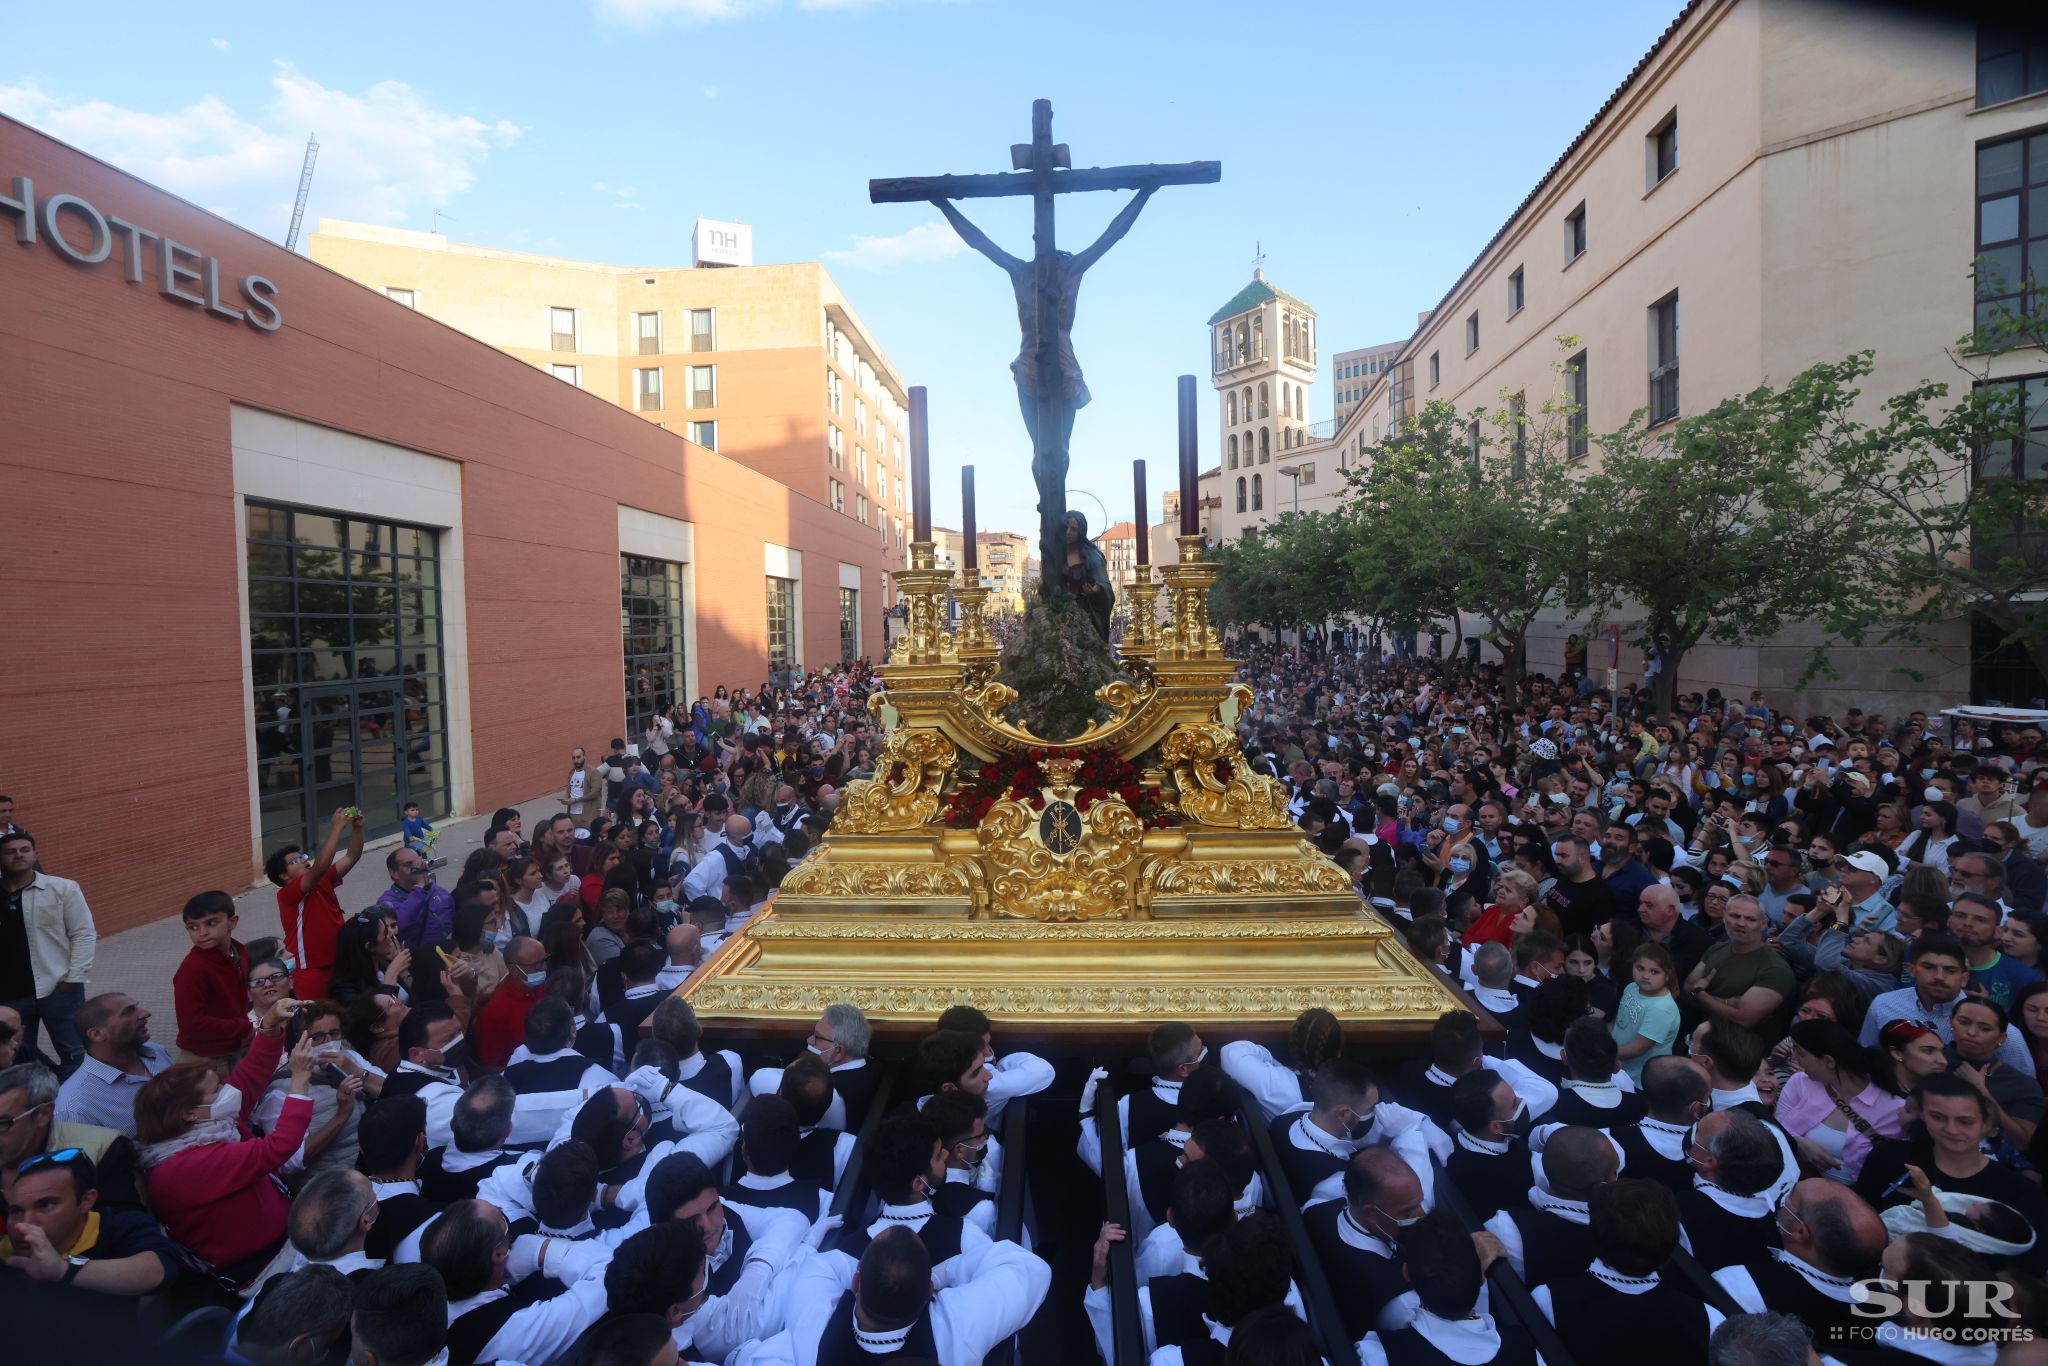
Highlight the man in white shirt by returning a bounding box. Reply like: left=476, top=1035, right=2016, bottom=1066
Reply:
left=682, top=815, right=770, bottom=903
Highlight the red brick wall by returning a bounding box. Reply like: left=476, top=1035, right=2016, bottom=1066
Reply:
left=0, top=117, right=897, bottom=933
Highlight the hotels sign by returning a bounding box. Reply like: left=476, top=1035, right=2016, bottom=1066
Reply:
left=3, top=175, right=282, bottom=331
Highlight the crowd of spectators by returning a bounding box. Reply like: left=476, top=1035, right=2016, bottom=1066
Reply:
left=6, top=641, right=2048, bottom=1363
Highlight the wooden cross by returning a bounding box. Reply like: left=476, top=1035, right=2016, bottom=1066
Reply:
left=873, top=100, right=1219, bottom=601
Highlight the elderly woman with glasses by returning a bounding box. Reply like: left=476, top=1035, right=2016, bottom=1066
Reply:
left=251, top=1000, right=377, bottom=1185
left=130, top=996, right=315, bottom=1288
left=245, top=957, right=295, bottom=1033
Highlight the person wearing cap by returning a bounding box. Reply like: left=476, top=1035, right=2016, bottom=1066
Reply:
left=1834, top=848, right=1898, bottom=936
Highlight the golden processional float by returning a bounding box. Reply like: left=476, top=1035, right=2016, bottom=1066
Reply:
left=681, top=513, right=1466, bottom=1045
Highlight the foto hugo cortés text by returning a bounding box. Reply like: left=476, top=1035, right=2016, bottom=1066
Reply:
left=3, top=174, right=281, bottom=332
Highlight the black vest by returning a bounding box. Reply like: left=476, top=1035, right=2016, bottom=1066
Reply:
left=813, top=1290, right=940, bottom=1366
left=1147, top=1271, right=1211, bottom=1352
left=379, top=1067, right=446, bottom=1101
left=930, top=1181, right=992, bottom=1222
left=836, top=1210, right=968, bottom=1268
left=708, top=1214, right=757, bottom=1297
left=790, top=1127, right=845, bottom=1190
left=502, top=1053, right=592, bottom=1095
left=1267, top=1112, right=1346, bottom=1203
left=1737, top=1254, right=1865, bottom=1346
left=1380, top=1317, right=1537, bottom=1366
left=419, top=1150, right=516, bottom=1205
left=1126, top=1084, right=1180, bottom=1148
left=1444, top=1138, right=1533, bottom=1221
left=679, top=1050, right=735, bottom=1108
left=602, top=991, right=663, bottom=1049
left=1678, top=1185, right=1780, bottom=1271
left=1505, top=1032, right=1568, bottom=1087
left=1133, top=1137, right=1184, bottom=1224
left=1500, top=1203, right=1597, bottom=1288
left=1546, top=1272, right=1708, bottom=1366
left=364, top=1190, right=439, bottom=1261
left=714, top=841, right=760, bottom=881
left=1302, top=1200, right=1409, bottom=1341
left=444, top=1294, right=525, bottom=1366
left=831, top=1065, right=881, bottom=1132
left=723, top=1176, right=825, bottom=1218
left=1543, top=1084, right=1645, bottom=1130
left=1610, top=1123, right=1692, bottom=1194
left=1394, top=1063, right=1459, bottom=1133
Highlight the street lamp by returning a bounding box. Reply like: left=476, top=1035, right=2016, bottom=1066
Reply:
left=1276, top=464, right=1301, bottom=516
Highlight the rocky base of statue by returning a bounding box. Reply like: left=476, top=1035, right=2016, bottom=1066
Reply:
left=995, top=589, right=1122, bottom=740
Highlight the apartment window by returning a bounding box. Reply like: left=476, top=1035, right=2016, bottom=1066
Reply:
left=689, top=308, right=715, bottom=352
left=1648, top=111, right=1679, bottom=187
left=1251, top=474, right=1263, bottom=511
left=1976, top=133, right=2045, bottom=333
left=1227, top=434, right=1239, bottom=469
left=855, top=398, right=867, bottom=439
left=856, top=448, right=868, bottom=485
left=1465, top=312, right=1480, bottom=354
left=1428, top=351, right=1440, bottom=388
left=827, top=369, right=842, bottom=414
left=828, top=425, right=844, bottom=469
left=1510, top=392, right=1528, bottom=478
left=856, top=493, right=870, bottom=525
left=1565, top=203, right=1587, bottom=263
left=1971, top=374, right=2048, bottom=568
left=632, top=311, right=660, bottom=355
left=1259, top=428, right=1270, bottom=463
left=385, top=287, right=416, bottom=309
left=635, top=368, right=662, bottom=412
left=829, top=478, right=845, bottom=512
left=688, top=420, right=717, bottom=451
left=1566, top=350, right=1589, bottom=458
left=689, top=365, right=716, bottom=409
left=549, top=364, right=581, bottom=387
left=1258, top=382, right=1270, bottom=418
left=549, top=306, right=578, bottom=352
left=1227, top=391, right=1238, bottom=424
left=765, top=576, right=797, bottom=672
left=1978, top=21, right=2048, bottom=107
left=1508, top=267, right=1525, bottom=314
left=1234, top=479, right=1246, bottom=514
left=1298, top=462, right=1316, bottom=487
left=1648, top=291, right=1681, bottom=425
left=622, top=554, right=687, bottom=743
left=1467, top=418, right=1482, bottom=467
left=838, top=587, right=859, bottom=662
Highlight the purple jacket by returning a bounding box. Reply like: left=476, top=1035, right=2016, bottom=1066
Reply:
left=377, top=879, right=455, bottom=947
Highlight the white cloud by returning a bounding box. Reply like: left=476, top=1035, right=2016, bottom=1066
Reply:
left=701, top=85, right=719, bottom=100
left=823, top=219, right=966, bottom=270
left=0, top=62, right=521, bottom=241
left=211, top=37, right=230, bottom=52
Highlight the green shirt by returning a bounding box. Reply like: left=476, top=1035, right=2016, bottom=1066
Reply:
left=1701, top=941, right=1797, bottom=1022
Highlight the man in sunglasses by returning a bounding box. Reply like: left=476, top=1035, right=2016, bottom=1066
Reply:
left=0, top=1147, right=178, bottom=1300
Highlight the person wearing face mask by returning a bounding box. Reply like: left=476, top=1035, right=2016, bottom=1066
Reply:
left=1272, top=1058, right=1437, bottom=1210
left=1478, top=1124, right=1616, bottom=1288
left=129, top=994, right=314, bottom=1288
left=1710, top=1177, right=1889, bottom=1347
left=719, top=1094, right=831, bottom=1222
left=1304, top=1145, right=1428, bottom=1339
left=1607, top=1055, right=1711, bottom=1193
left=1676, top=1108, right=1786, bottom=1270
left=1445, top=1069, right=1534, bottom=1221
left=470, top=936, right=552, bottom=1071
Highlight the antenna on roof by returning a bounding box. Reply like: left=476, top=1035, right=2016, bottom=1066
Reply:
left=285, top=133, right=318, bottom=252
left=1252, top=240, right=1266, bottom=278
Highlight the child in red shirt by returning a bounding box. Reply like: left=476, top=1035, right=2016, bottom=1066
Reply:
left=172, top=891, right=253, bottom=1063
left=265, top=806, right=365, bottom=1001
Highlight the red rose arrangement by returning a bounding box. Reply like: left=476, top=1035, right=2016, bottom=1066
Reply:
left=940, top=747, right=1178, bottom=830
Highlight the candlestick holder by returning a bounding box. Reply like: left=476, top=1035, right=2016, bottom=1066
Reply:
left=1156, top=534, right=1222, bottom=661
left=952, top=577, right=997, bottom=659
left=1119, top=564, right=1157, bottom=659
left=890, top=540, right=955, bottom=667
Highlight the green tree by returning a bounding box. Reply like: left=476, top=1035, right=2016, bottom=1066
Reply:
left=1576, top=354, right=1897, bottom=716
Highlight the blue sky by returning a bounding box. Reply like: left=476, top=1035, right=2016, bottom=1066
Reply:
left=2, top=0, right=1681, bottom=536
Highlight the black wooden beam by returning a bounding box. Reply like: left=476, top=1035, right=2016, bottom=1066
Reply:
left=870, top=162, right=1221, bottom=203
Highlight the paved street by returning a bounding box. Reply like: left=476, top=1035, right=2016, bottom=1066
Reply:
left=91, top=790, right=565, bottom=1029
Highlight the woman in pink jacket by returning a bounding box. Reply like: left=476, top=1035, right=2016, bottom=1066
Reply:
left=133, top=997, right=315, bottom=1287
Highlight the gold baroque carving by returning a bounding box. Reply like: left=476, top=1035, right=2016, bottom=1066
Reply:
left=1148, top=854, right=1355, bottom=897
left=691, top=980, right=1449, bottom=1015
left=777, top=859, right=973, bottom=899
left=1158, top=723, right=1295, bottom=829
left=978, top=794, right=1146, bottom=921
left=746, top=917, right=1389, bottom=941
left=833, top=728, right=958, bottom=833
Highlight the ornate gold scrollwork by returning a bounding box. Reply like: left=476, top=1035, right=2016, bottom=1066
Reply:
left=834, top=728, right=958, bottom=833
left=1149, top=848, right=1355, bottom=896
left=1158, top=723, right=1296, bottom=829
left=978, top=790, right=1147, bottom=921
left=776, top=857, right=975, bottom=899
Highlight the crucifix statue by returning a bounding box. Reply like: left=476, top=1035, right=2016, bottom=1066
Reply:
left=873, top=100, right=1219, bottom=611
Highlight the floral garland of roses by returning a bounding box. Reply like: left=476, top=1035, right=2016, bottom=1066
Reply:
left=937, top=748, right=1179, bottom=830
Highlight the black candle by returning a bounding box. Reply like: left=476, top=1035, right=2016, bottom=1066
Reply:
left=962, top=465, right=978, bottom=571
left=909, top=386, right=931, bottom=542
left=1133, top=459, right=1149, bottom=567
left=1177, top=374, right=1198, bottom=536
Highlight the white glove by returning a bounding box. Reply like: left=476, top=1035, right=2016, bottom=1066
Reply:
left=506, top=1233, right=546, bottom=1283
left=1078, top=1066, right=1109, bottom=1115
left=622, top=1065, right=670, bottom=1105
left=806, top=1213, right=843, bottom=1250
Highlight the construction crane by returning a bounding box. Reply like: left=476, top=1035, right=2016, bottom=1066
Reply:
left=285, top=133, right=319, bottom=252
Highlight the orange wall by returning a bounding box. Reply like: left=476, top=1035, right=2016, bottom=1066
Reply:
left=0, top=117, right=896, bottom=931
